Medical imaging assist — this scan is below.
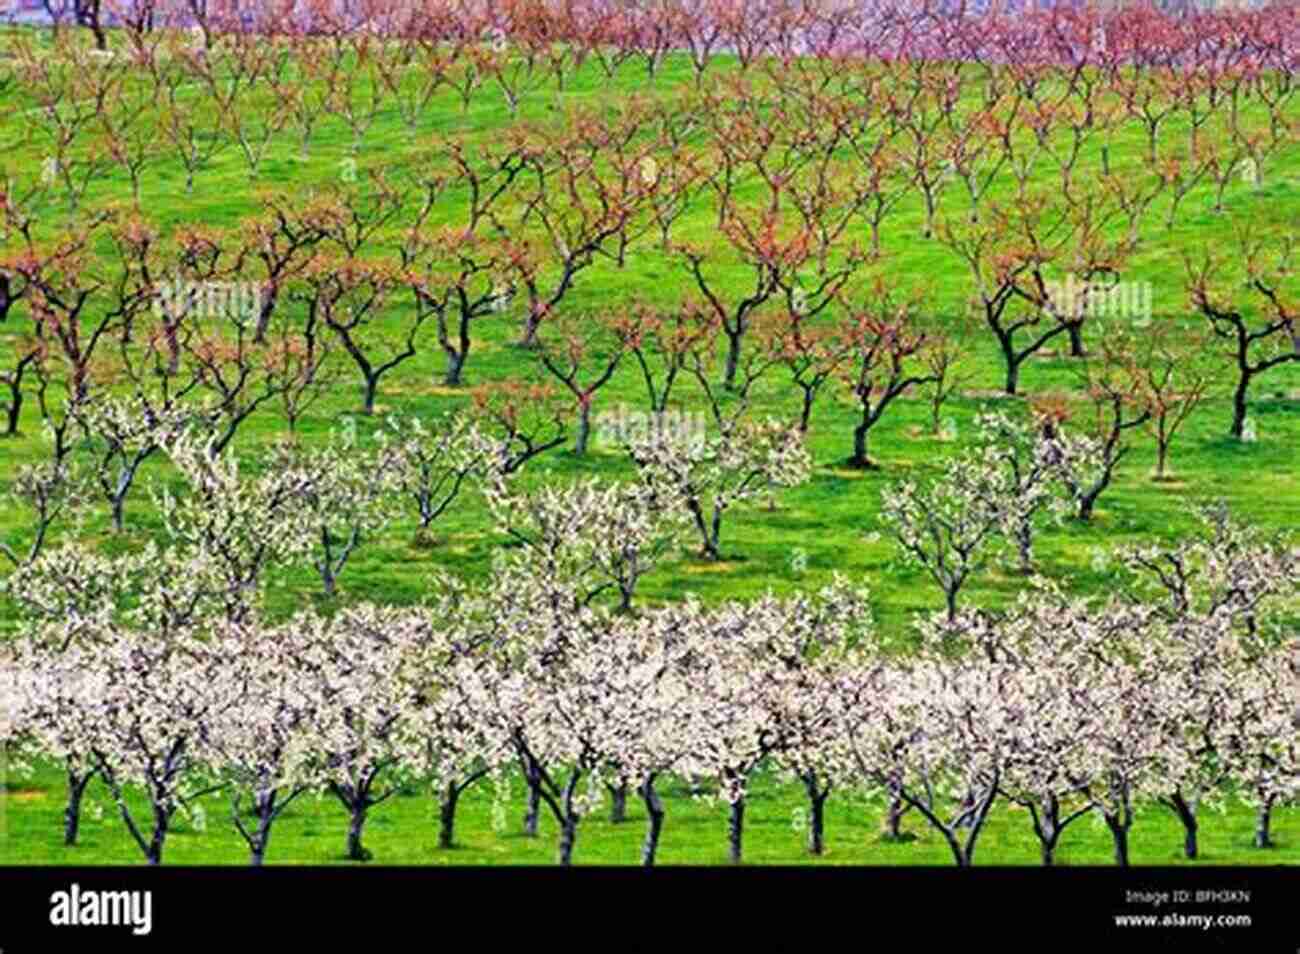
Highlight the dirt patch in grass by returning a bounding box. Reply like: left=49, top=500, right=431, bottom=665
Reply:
left=961, top=389, right=1026, bottom=400
left=1, top=789, right=47, bottom=801
left=905, top=425, right=957, bottom=441
left=682, top=561, right=743, bottom=574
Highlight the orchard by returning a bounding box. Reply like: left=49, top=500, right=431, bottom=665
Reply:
left=0, top=0, right=1297, bottom=867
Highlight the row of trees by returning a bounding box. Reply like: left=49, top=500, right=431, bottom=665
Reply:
left=0, top=297, right=1278, bottom=624
left=2, top=495, right=1296, bottom=867
left=15, top=0, right=1300, bottom=79
left=3, top=7, right=1296, bottom=462
left=7, top=1, right=1297, bottom=195
left=0, top=194, right=1291, bottom=540
left=0, top=386, right=811, bottom=608
left=0, top=324, right=1252, bottom=636
left=6, top=10, right=1296, bottom=228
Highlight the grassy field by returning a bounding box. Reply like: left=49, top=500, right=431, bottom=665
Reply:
left=0, top=32, right=1297, bottom=865
left=4, top=761, right=1297, bottom=866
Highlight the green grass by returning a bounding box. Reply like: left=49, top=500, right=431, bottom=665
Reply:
left=0, top=32, right=1298, bottom=865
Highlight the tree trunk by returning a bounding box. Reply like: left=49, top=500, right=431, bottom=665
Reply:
left=2, top=356, right=27, bottom=434
left=946, top=838, right=972, bottom=867
left=255, top=290, right=278, bottom=344
left=608, top=782, right=628, bottom=824
left=1254, top=798, right=1274, bottom=849
left=640, top=779, right=664, bottom=868
left=805, top=784, right=828, bottom=856
left=519, top=312, right=542, bottom=348
left=249, top=809, right=273, bottom=867
left=849, top=420, right=872, bottom=469
left=702, top=501, right=724, bottom=561
left=728, top=799, right=745, bottom=864
left=438, top=780, right=459, bottom=849
left=1155, top=432, right=1170, bottom=479
left=557, top=814, right=578, bottom=866
left=798, top=389, right=815, bottom=433
left=319, top=557, right=337, bottom=600
left=723, top=330, right=741, bottom=391
left=1004, top=353, right=1020, bottom=396
left=523, top=767, right=541, bottom=838
left=1230, top=373, right=1249, bottom=440
left=1031, top=800, right=1061, bottom=866
left=800, top=773, right=830, bottom=855
left=883, top=793, right=908, bottom=840
left=444, top=349, right=466, bottom=387
left=346, top=803, right=369, bottom=861
left=1015, top=520, right=1033, bottom=574
left=1066, top=321, right=1086, bottom=357
left=1104, top=814, right=1130, bottom=867
left=146, top=805, right=169, bottom=866
left=1040, top=835, right=1059, bottom=866
left=3, top=396, right=19, bottom=436
left=1169, top=792, right=1198, bottom=860
left=63, top=768, right=94, bottom=847
left=574, top=401, right=591, bottom=455
left=362, top=377, right=377, bottom=416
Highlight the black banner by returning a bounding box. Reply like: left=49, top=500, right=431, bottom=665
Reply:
left=0, top=866, right=1295, bottom=951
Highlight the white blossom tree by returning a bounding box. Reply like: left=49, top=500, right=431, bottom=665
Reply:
left=1121, top=501, right=1300, bottom=641
left=294, top=605, right=426, bottom=861
left=880, top=458, right=1005, bottom=623
left=155, top=430, right=319, bottom=624
left=1224, top=645, right=1300, bottom=850
left=268, top=434, right=402, bottom=599
left=1116, top=503, right=1300, bottom=857
left=7, top=635, right=104, bottom=846
left=376, top=412, right=490, bottom=544
left=482, top=469, right=689, bottom=613
left=968, top=410, right=1097, bottom=575
left=674, top=582, right=869, bottom=863
left=3, top=535, right=236, bottom=848
left=834, top=654, right=1029, bottom=867
left=1073, top=650, right=1170, bottom=868
left=927, top=587, right=1159, bottom=865
left=399, top=608, right=513, bottom=851
left=0, top=458, right=92, bottom=569
left=42, top=628, right=232, bottom=864
left=76, top=392, right=197, bottom=532
left=0, top=646, right=33, bottom=784
left=882, top=409, right=1099, bottom=618
left=195, top=620, right=322, bottom=866
left=624, top=416, right=811, bottom=561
